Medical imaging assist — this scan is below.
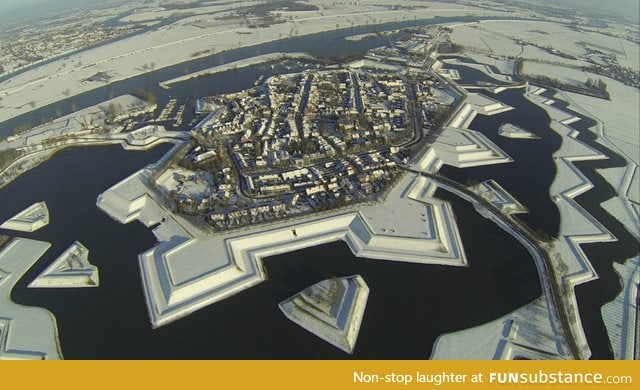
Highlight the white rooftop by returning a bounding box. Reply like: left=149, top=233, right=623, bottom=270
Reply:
left=97, top=159, right=469, bottom=328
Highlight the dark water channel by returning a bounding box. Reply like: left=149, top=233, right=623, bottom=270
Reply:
left=439, top=78, right=638, bottom=358
left=2, top=147, right=540, bottom=358
left=1, top=18, right=628, bottom=359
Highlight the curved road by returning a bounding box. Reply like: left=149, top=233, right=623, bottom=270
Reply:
left=401, top=164, right=582, bottom=359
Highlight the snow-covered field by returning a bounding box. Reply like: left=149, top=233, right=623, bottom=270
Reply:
left=451, top=21, right=639, bottom=239
left=279, top=275, right=369, bottom=354
left=431, top=297, right=569, bottom=359
left=427, top=42, right=638, bottom=358
left=561, top=79, right=639, bottom=170
left=0, top=201, right=49, bottom=232
left=522, top=62, right=588, bottom=86
left=465, top=52, right=516, bottom=75
left=1, top=2, right=637, bottom=359
left=458, top=21, right=639, bottom=241
left=525, top=85, right=637, bottom=359
left=0, top=238, right=61, bottom=359
left=601, top=256, right=639, bottom=360
left=442, top=58, right=514, bottom=83
left=450, top=19, right=639, bottom=70
left=0, top=1, right=510, bottom=130
left=555, top=79, right=640, bottom=238
left=28, top=241, right=99, bottom=288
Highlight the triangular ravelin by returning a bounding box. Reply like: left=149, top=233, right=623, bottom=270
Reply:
left=0, top=202, right=49, bottom=232
left=29, top=241, right=99, bottom=288
left=279, top=275, right=369, bottom=354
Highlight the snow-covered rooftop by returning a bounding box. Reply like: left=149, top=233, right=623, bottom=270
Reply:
left=97, top=147, right=470, bottom=328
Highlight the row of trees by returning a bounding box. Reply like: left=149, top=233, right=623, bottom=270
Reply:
left=586, top=77, right=608, bottom=92
left=105, top=102, right=123, bottom=122
left=525, top=74, right=610, bottom=99
left=287, top=138, right=317, bottom=154
left=133, top=87, right=157, bottom=104
left=437, top=42, right=464, bottom=54
left=0, top=149, right=22, bottom=171
left=0, top=235, right=10, bottom=249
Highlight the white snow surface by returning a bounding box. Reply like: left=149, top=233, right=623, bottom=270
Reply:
left=451, top=20, right=638, bottom=70
left=552, top=81, right=639, bottom=240
left=601, top=257, right=639, bottom=360
left=28, top=241, right=99, bottom=288
left=0, top=2, right=509, bottom=128
left=97, top=149, right=471, bottom=328
left=525, top=85, right=619, bottom=359
left=0, top=238, right=61, bottom=359
left=279, top=275, right=369, bottom=354
left=431, top=298, right=569, bottom=359
left=0, top=201, right=49, bottom=232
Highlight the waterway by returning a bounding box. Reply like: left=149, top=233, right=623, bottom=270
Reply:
left=0, top=19, right=543, bottom=358
left=0, top=14, right=518, bottom=138
left=0, top=18, right=628, bottom=359
left=440, top=88, right=562, bottom=238
left=437, top=75, right=637, bottom=358
left=439, top=56, right=508, bottom=86
left=546, top=92, right=639, bottom=359
left=0, top=27, right=395, bottom=137
left=1, top=146, right=540, bottom=358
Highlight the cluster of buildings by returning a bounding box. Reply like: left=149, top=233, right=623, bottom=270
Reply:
left=192, top=66, right=441, bottom=173
left=206, top=149, right=404, bottom=231
left=0, top=22, right=141, bottom=75
left=244, top=149, right=402, bottom=198
left=356, top=71, right=408, bottom=132
left=207, top=202, right=288, bottom=230
left=516, top=37, right=638, bottom=89
left=584, top=61, right=639, bottom=89
left=164, top=30, right=455, bottom=231
left=167, top=166, right=236, bottom=216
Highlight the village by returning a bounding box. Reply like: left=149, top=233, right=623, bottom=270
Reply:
left=158, top=43, right=453, bottom=231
